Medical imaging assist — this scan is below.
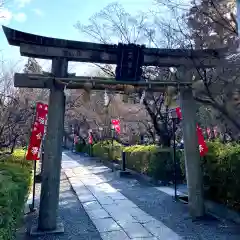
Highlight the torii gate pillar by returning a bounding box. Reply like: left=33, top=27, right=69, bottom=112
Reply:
left=37, top=58, right=67, bottom=232
left=179, top=69, right=205, bottom=218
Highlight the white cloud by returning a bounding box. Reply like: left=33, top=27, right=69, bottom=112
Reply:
left=14, top=12, right=27, bottom=22
left=15, top=0, right=31, bottom=8
left=32, top=8, right=44, bottom=17
left=0, top=8, right=12, bottom=22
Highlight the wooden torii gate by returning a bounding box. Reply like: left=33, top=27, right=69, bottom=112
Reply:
left=2, top=26, right=227, bottom=235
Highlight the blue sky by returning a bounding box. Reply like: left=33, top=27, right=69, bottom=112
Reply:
left=0, top=0, right=155, bottom=74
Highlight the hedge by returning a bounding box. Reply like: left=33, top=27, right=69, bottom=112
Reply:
left=91, top=140, right=240, bottom=212
left=92, top=141, right=123, bottom=163
left=75, top=142, right=90, bottom=154
left=92, top=141, right=182, bottom=183
left=179, top=140, right=240, bottom=212
left=0, top=149, right=32, bottom=240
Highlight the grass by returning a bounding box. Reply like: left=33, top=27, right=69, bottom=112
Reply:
left=0, top=149, right=32, bottom=240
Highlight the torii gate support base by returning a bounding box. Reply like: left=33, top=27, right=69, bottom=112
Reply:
left=30, top=222, right=64, bottom=236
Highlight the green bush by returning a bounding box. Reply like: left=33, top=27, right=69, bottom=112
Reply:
left=204, top=141, right=240, bottom=211
left=75, top=143, right=84, bottom=152
left=75, top=143, right=89, bottom=153
left=124, top=145, right=157, bottom=175
left=93, top=143, right=176, bottom=182
left=93, top=141, right=123, bottom=162
left=179, top=140, right=240, bottom=211
left=0, top=150, right=32, bottom=240
left=125, top=145, right=178, bottom=183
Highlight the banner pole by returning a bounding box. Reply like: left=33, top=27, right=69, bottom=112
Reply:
left=237, top=1, right=240, bottom=36
left=173, top=118, right=177, bottom=200
left=29, top=105, right=37, bottom=212
left=22, top=106, right=36, bottom=167
left=29, top=160, right=37, bottom=212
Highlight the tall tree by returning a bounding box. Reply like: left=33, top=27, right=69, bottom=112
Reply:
left=23, top=58, right=43, bottom=73
left=21, top=58, right=48, bottom=103
left=185, top=0, right=240, bottom=135
left=0, top=60, right=35, bottom=153
left=155, top=0, right=240, bottom=136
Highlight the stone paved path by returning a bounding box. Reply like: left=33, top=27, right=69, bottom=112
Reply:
left=62, top=153, right=181, bottom=240
left=63, top=152, right=240, bottom=240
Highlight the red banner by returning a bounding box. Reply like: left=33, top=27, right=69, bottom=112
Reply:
left=175, top=107, right=208, bottom=156
left=26, top=102, right=48, bottom=160
left=88, top=133, right=93, bottom=145
left=175, top=107, right=182, bottom=120
left=111, top=119, right=121, bottom=134
left=74, top=135, right=79, bottom=144
left=196, top=125, right=208, bottom=157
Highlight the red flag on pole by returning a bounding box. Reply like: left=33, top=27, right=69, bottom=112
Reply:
left=74, top=135, right=79, bottom=144
left=88, top=130, right=93, bottom=144
left=175, top=107, right=208, bottom=156
left=115, top=125, right=121, bottom=134
left=26, top=102, right=48, bottom=160
left=111, top=119, right=121, bottom=134
left=175, top=107, right=182, bottom=120
left=88, top=134, right=93, bottom=144
left=196, top=125, right=208, bottom=156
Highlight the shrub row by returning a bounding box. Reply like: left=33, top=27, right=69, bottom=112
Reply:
left=0, top=149, right=32, bottom=240
left=92, top=141, right=183, bottom=184
left=177, top=141, right=240, bottom=211
left=198, top=141, right=240, bottom=211
left=90, top=140, right=240, bottom=212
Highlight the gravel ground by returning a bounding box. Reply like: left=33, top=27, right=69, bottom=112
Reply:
left=66, top=152, right=240, bottom=240
left=16, top=172, right=102, bottom=240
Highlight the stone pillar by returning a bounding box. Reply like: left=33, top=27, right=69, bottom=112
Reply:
left=38, top=58, right=67, bottom=231
left=178, top=70, right=205, bottom=218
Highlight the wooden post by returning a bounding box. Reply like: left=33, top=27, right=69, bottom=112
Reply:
left=178, top=69, right=205, bottom=218
left=38, top=58, right=67, bottom=232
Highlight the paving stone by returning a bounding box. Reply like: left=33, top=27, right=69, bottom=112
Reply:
left=74, top=188, right=93, bottom=196
left=131, top=238, right=159, bottom=240
left=108, top=192, right=127, bottom=200
left=114, top=199, right=138, bottom=208
left=65, top=169, right=75, bottom=178
left=93, top=192, right=109, bottom=200
left=91, top=218, right=121, bottom=233
left=86, top=208, right=111, bottom=220
left=72, top=185, right=89, bottom=193
left=123, top=222, right=153, bottom=238
left=100, top=230, right=130, bottom=240
left=88, top=186, right=110, bottom=197
left=143, top=221, right=182, bottom=239
left=112, top=213, right=139, bottom=224
left=103, top=205, right=123, bottom=215
left=82, top=178, right=101, bottom=186
left=71, top=184, right=87, bottom=191
left=86, top=178, right=104, bottom=185
left=127, top=207, right=146, bottom=217
left=133, top=213, right=157, bottom=224
left=98, top=184, right=116, bottom=193
left=82, top=200, right=103, bottom=211
left=77, top=194, right=96, bottom=203
left=97, top=196, right=115, bottom=205
left=72, top=167, right=86, bottom=174
left=116, top=216, right=141, bottom=228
